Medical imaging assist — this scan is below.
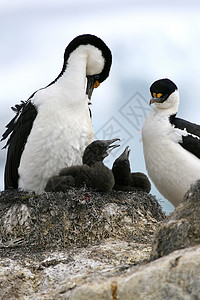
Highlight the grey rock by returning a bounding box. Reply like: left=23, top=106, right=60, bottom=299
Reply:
left=0, top=185, right=200, bottom=299
left=0, top=188, right=163, bottom=299
left=0, top=243, right=200, bottom=299
left=151, top=179, right=200, bottom=259
left=71, top=246, right=200, bottom=300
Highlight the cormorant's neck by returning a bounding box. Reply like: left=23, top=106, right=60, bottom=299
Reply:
left=47, top=48, right=88, bottom=99
left=60, top=51, right=87, bottom=92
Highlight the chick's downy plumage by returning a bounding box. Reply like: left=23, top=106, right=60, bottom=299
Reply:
left=45, top=138, right=120, bottom=192
left=112, top=146, right=151, bottom=192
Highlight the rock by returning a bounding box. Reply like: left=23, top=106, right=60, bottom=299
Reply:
left=151, top=180, right=200, bottom=260
left=0, top=188, right=163, bottom=299
left=69, top=245, right=200, bottom=300
left=1, top=244, right=200, bottom=299
left=1, top=185, right=200, bottom=299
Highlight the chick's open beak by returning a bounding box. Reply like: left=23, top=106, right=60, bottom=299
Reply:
left=86, top=76, right=100, bottom=100
left=100, top=138, right=120, bottom=158
left=122, top=146, right=131, bottom=158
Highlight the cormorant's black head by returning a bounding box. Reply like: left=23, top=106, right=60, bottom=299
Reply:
left=150, top=78, right=178, bottom=105
left=112, top=146, right=131, bottom=175
left=63, top=34, right=112, bottom=99
left=83, top=138, right=120, bottom=166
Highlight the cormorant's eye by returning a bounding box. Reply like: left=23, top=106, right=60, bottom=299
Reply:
left=152, top=92, right=163, bottom=98
left=94, top=75, right=100, bottom=80
left=157, top=93, right=163, bottom=98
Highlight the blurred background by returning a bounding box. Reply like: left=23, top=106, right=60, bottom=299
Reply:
left=1, top=0, right=200, bottom=214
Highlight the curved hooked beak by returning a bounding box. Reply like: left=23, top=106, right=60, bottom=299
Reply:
left=149, top=94, right=168, bottom=105
left=149, top=97, right=162, bottom=105
left=86, top=76, right=100, bottom=100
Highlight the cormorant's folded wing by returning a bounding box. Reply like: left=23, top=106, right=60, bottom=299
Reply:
left=1, top=101, right=37, bottom=189
left=170, top=115, right=200, bottom=159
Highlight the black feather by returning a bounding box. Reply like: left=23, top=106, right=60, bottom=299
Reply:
left=1, top=101, right=37, bottom=189
left=170, top=114, right=200, bottom=159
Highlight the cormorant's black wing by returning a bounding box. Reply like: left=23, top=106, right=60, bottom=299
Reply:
left=170, top=114, right=200, bottom=159
left=1, top=101, right=37, bottom=189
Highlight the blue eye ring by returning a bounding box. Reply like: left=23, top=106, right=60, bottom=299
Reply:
left=94, top=75, right=100, bottom=80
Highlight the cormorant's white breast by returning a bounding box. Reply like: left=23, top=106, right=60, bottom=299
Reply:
left=142, top=78, right=200, bottom=207
left=1, top=34, right=112, bottom=193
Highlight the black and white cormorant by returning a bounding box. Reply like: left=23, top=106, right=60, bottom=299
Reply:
left=1, top=34, right=112, bottom=193
left=112, top=146, right=151, bottom=192
left=45, top=138, right=120, bottom=192
left=142, top=78, right=200, bottom=207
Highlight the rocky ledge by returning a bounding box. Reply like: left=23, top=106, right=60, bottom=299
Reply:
left=0, top=182, right=200, bottom=299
